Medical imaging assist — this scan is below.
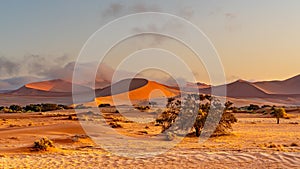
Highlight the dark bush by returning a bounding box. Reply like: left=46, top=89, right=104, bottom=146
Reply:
left=247, top=104, right=260, bottom=111
left=32, top=137, right=55, bottom=151
left=24, top=104, right=42, bottom=112
left=98, top=103, right=111, bottom=108
left=134, top=105, right=150, bottom=111
left=9, top=105, right=23, bottom=112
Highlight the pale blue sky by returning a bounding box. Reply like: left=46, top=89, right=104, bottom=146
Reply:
left=0, top=0, right=300, bottom=83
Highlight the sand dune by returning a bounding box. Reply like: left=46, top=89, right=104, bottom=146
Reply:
left=225, top=80, right=269, bottom=98
left=254, top=74, right=300, bottom=94
left=0, top=76, right=43, bottom=91
left=95, top=78, right=149, bottom=97
left=95, top=78, right=179, bottom=105
left=2, top=75, right=300, bottom=107
left=199, top=80, right=269, bottom=98
left=25, top=79, right=90, bottom=93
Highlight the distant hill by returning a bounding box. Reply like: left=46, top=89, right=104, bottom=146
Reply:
left=1, top=74, right=300, bottom=107
left=0, top=76, right=43, bottom=91
left=24, top=79, right=90, bottom=93
left=198, top=79, right=269, bottom=98
left=9, top=79, right=91, bottom=97
left=254, top=74, right=300, bottom=94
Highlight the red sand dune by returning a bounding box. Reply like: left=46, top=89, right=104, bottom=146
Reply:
left=95, top=78, right=179, bottom=105
left=2, top=74, right=300, bottom=107
left=25, top=79, right=89, bottom=92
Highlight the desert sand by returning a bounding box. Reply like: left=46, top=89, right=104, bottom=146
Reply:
left=0, top=108, right=299, bottom=168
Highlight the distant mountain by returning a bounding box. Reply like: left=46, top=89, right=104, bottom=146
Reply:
left=0, top=76, right=44, bottom=91
left=24, top=79, right=91, bottom=93
left=9, top=79, right=92, bottom=97
left=198, top=79, right=269, bottom=98
left=1, top=74, right=300, bottom=106
left=254, top=74, right=300, bottom=94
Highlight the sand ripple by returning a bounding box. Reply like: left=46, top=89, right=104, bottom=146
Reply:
left=2, top=150, right=299, bottom=169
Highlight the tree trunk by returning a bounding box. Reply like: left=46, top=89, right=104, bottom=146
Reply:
left=195, top=127, right=200, bottom=137
left=277, top=117, right=280, bottom=124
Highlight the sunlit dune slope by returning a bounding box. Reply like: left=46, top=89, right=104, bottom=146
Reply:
left=25, top=79, right=90, bottom=93
left=95, top=78, right=179, bottom=105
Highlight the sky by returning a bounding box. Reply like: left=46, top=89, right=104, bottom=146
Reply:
left=0, top=0, right=300, bottom=85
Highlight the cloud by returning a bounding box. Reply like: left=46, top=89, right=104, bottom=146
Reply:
left=101, top=2, right=161, bottom=19
left=0, top=55, right=73, bottom=79
left=102, top=3, right=124, bottom=17
left=0, top=56, right=20, bottom=76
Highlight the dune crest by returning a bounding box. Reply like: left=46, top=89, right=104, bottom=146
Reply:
left=95, top=79, right=179, bottom=105
left=24, top=79, right=90, bottom=93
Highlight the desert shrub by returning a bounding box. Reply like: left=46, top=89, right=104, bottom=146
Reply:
left=32, top=137, right=55, bottom=151
left=2, top=107, right=13, bottom=113
left=134, top=105, right=150, bottom=111
left=23, top=103, right=70, bottom=112
left=247, top=104, right=260, bottom=111
left=0, top=106, right=4, bottom=111
left=262, top=105, right=271, bottom=108
left=271, top=107, right=288, bottom=124
left=9, top=105, right=23, bottom=113
left=156, top=94, right=237, bottom=137
left=98, top=103, right=111, bottom=108
left=24, top=104, right=42, bottom=112
left=41, top=103, right=59, bottom=112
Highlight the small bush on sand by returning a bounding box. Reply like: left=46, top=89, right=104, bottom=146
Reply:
left=134, top=105, right=150, bottom=111
left=32, top=137, right=55, bottom=151
left=271, top=107, right=289, bottom=124
left=98, top=103, right=111, bottom=108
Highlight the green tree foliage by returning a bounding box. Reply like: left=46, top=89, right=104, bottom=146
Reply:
left=247, top=104, right=260, bottom=111
left=271, top=107, right=288, bottom=124
left=9, top=105, right=23, bottom=112
left=1, top=103, right=72, bottom=113
left=156, top=94, right=237, bottom=137
left=32, top=137, right=55, bottom=151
